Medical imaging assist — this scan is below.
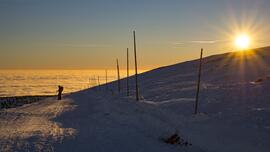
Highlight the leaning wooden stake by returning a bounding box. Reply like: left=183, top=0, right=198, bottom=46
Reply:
left=127, top=48, right=130, bottom=96
left=194, top=48, right=203, bottom=114
left=117, top=59, right=121, bottom=93
left=133, top=30, right=139, bottom=101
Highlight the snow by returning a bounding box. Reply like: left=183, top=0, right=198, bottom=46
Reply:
left=1, top=47, right=270, bottom=151
left=0, top=98, right=76, bottom=151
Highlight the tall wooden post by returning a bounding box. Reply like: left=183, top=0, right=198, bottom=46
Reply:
left=98, top=76, right=100, bottom=87
left=88, top=78, right=91, bottom=88
left=127, top=48, right=130, bottom=96
left=133, top=30, right=139, bottom=101
left=117, top=59, right=121, bottom=93
left=93, top=76, right=97, bottom=91
left=105, top=69, right=108, bottom=90
left=194, top=48, right=203, bottom=114
left=94, top=76, right=97, bottom=86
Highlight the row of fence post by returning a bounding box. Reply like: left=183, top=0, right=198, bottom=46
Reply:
left=101, top=30, right=203, bottom=114
left=114, top=30, right=139, bottom=101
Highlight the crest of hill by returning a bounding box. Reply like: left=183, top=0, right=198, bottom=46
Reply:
left=141, top=46, right=270, bottom=84
left=132, top=46, right=270, bottom=102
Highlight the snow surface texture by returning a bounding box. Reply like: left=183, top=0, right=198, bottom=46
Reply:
left=0, top=47, right=270, bottom=152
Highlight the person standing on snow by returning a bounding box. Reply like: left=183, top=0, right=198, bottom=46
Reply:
left=57, top=85, right=64, bottom=100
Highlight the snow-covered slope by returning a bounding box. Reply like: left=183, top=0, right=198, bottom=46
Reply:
left=1, top=47, right=270, bottom=152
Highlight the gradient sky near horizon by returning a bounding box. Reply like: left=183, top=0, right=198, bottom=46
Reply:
left=1, top=0, right=270, bottom=70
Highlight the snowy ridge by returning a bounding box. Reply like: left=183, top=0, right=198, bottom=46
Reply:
left=1, top=47, right=270, bottom=151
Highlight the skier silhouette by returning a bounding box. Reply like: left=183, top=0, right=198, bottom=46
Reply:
left=57, top=85, right=64, bottom=100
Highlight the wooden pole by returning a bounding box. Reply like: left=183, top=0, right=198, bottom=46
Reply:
left=98, top=76, right=100, bottom=87
left=94, top=75, right=96, bottom=86
left=194, top=48, right=203, bottom=114
left=93, top=76, right=97, bottom=91
left=117, top=59, right=121, bottom=93
left=88, top=78, right=91, bottom=88
left=127, top=48, right=129, bottom=96
left=133, top=30, right=139, bottom=101
left=105, top=69, right=108, bottom=90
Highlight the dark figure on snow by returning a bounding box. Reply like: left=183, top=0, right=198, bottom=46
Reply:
left=57, top=85, right=64, bottom=100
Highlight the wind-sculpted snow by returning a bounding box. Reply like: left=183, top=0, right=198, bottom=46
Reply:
left=0, top=98, right=76, bottom=151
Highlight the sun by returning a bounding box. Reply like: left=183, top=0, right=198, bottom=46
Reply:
left=234, top=34, right=250, bottom=50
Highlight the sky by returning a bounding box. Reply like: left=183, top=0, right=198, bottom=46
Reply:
left=0, top=0, right=270, bottom=70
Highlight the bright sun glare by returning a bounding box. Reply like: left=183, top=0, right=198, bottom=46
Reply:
left=235, top=34, right=250, bottom=50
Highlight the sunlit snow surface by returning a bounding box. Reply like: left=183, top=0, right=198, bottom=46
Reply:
left=0, top=98, right=76, bottom=151
left=0, top=47, right=270, bottom=152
